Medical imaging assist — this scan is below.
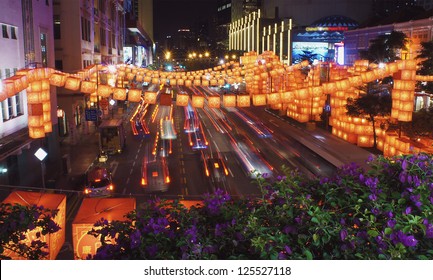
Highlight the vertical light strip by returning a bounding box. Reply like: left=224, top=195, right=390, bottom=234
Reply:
left=267, top=25, right=271, bottom=51
left=257, top=9, right=260, bottom=54
left=287, top=18, right=292, bottom=65
left=252, top=12, right=255, bottom=52
left=280, top=21, right=284, bottom=62
left=262, top=26, right=266, bottom=53
left=247, top=14, right=251, bottom=52
left=273, top=23, right=277, bottom=53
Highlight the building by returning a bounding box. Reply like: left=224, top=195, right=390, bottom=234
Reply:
left=53, top=0, right=126, bottom=142
left=124, top=0, right=154, bottom=67
left=1, top=0, right=59, bottom=187
left=229, top=0, right=375, bottom=64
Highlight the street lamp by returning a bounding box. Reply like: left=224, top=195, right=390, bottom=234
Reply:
left=34, top=147, right=48, bottom=189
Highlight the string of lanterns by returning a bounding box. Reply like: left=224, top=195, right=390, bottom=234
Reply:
left=1, top=51, right=433, bottom=156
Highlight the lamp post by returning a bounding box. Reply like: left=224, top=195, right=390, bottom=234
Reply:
left=35, top=147, right=48, bottom=189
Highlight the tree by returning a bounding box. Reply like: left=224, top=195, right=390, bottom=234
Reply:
left=401, top=106, right=433, bottom=139
left=0, top=203, right=60, bottom=260
left=360, top=31, right=410, bottom=63
left=416, top=40, right=433, bottom=94
left=346, top=89, right=392, bottom=149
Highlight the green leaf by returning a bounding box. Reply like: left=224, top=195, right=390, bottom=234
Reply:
left=367, top=230, right=379, bottom=237
left=304, top=249, right=313, bottom=260
left=313, top=233, right=319, bottom=242
left=384, top=227, right=393, bottom=235
left=311, top=217, right=319, bottom=224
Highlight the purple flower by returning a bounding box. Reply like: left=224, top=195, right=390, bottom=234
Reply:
left=404, top=207, right=412, bottom=215
left=284, top=245, right=292, bottom=255
left=402, top=235, right=418, bottom=247
left=387, top=219, right=396, bottom=228
left=426, top=224, right=433, bottom=239
left=130, top=230, right=141, bottom=249
left=340, top=229, right=348, bottom=241
left=146, top=244, right=158, bottom=257
left=401, top=159, right=408, bottom=170
left=185, top=225, right=198, bottom=243
left=369, top=193, right=377, bottom=201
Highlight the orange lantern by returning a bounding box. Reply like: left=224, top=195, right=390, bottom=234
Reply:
left=1, top=191, right=66, bottom=260
left=295, top=88, right=309, bottom=100
left=267, top=92, right=281, bottom=105
left=27, top=91, right=41, bottom=104
left=192, top=95, right=205, bottom=108
left=113, top=88, right=127, bottom=101
left=28, top=103, right=43, bottom=116
left=29, top=126, right=45, bottom=138
left=152, top=78, right=159, bottom=84
left=253, top=94, right=266, bottom=106
left=176, top=94, right=189, bottom=106
left=143, top=91, right=157, bottom=104
left=193, top=79, right=201, bottom=86
left=177, top=79, right=185, bottom=86
left=49, top=73, right=67, bottom=87
left=223, top=94, right=236, bottom=107
left=80, top=81, right=97, bottom=94
left=169, top=79, right=177, bottom=86
left=128, top=89, right=142, bottom=103
left=207, top=96, right=220, bottom=108
left=185, top=80, right=192, bottom=87
left=64, top=77, right=81, bottom=91
left=97, top=84, right=112, bottom=97
left=28, top=115, right=44, bottom=127
left=44, top=121, right=53, bottom=133
left=237, top=95, right=250, bottom=107
left=72, top=198, right=135, bottom=260
left=16, top=68, right=36, bottom=83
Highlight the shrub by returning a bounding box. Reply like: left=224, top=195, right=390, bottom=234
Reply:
left=88, top=153, right=433, bottom=260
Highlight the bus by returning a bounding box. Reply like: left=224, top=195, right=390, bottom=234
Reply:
left=99, top=118, right=126, bottom=154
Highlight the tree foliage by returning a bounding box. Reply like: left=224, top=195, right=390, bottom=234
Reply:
left=346, top=90, right=392, bottom=148
left=360, top=31, right=409, bottom=63
left=416, top=40, right=433, bottom=93
left=0, top=203, right=60, bottom=260
left=401, top=106, right=433, bottom=139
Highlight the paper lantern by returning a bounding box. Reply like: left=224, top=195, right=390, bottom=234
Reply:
left=176, top=94, right=189, bottom=106
left=151, top=77, right=159, bottom=84
left=169, top=79, right=177, bottom=86
left=295, top=88, right=309, bottom=100
left=1, top=191, right=66, bottom=260
left=253, top=94, right=266, bottom=106
left=201, top=80, right=209, bottom=87
left=399, top=101, right=413, bottom=111
left=72, top=198, right=136, bottom=260
left=267, top=92, right=281, bottom=105
left=64, top=77, right=81, bottom=91
left=142, top=91, right=157, bottom=104
left=400, top=70, right=416, bottom=81
left=113, top=88, right=126, bottom=101
left=10, top=75, right=27, bottom=92
left=30, top=81, right=42, bottom=92
left=218, top=79, right=225, bottom=87
left=80, top=81, right=96, bottom=94
left=27, top=105, right=43, bottom=119
left=43, top=101, right=51, bottom=112
left=185, top=80, right=192, bottom=87
left=208, top=96, right=220, bottom=108
left=44, top=121, right=53, bottom=133
left=310, top=86, right=323, bottom=97
left=144, top=76, right=151, bottom=83
left=97, top=84, right=112, bottom=97
left=16, top=68, right=36, bottom=83
left=223, top=94, right=236, bottom=107
left=27, top=91, right=41, bottom=104
left=177, top=79, right=184, bottom=86
left=29, top=126, right=45, bottom=138
left=43, top=111, right=50, bottom=122
left=237, top=95, right=250, bottom=107
left=127, top=89, right=141, bottom=103
left=192, top=95, right=205, bottom=108
left=28, top=115, right=44, bottom=127
left=397, top=111, right=412, bottom=122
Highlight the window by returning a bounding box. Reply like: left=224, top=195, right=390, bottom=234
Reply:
left=7, top=97, right=13, bottom=118
left=2, top=100, right=8, bottom=121
left=10, top=26, right=17, bottom=39
left=54, top=15, right=61, bottom=39
left=15, top=93, right=22, bottom=115
left=55, top=60, right=63, bottom=71
left=5, top=69, right=11, bottom=78
left=41, top=33, right=48, bottom=67
left=2, top=25, right=8, bottom=38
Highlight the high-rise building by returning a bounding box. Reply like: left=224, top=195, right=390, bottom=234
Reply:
left=124, top=0, right=154, bottom=67
left=53, top=0, right=126, bottom=143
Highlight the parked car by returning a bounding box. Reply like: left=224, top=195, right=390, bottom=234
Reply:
left=84, top=166, right=114, bottom=197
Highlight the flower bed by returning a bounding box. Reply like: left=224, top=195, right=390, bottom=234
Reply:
left=88, top=153, right=433, bottom=259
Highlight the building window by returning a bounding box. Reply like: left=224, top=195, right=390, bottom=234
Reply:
left=41, top=33, right=48, bottom=67
left=15, top=93, right=22, bottom=115
left=2, top=25, right=8, bottom=38
left=10, top=26, right=17, bottom=39
left=7, top=97, right=13, bottom=118
left=54, top=15, right=61, bottom=39
left=55, top=60, right=63, bottom=71
left=2, top=100, right=8, bottom=121
left=5, top=69, right=11, bottom=78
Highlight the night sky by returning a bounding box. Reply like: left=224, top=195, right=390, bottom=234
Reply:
left=153, top=0, right=218, bottom=40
